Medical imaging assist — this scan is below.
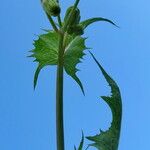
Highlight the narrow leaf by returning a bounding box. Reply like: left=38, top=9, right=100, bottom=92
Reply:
left=80, top=17, right=118, bottom=30
left=33, top=64, right=44, bottom=89
left=87, top=52, right=122, bottom=150
left=64, top=36, right=88, bottom=94
left=78, top=132, right=84, bottom=150
left=75, top=132, right=84, bottom=150
left=74, top=146, right=77, bottom=150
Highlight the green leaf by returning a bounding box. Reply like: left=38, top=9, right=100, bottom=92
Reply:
left=33, top=64, right=43, bottom=89
left=74, top=132, right=84, bottom=150
left=30, top=31, right=87, bottom=92
left=64, top=36, right=88, bottom=95
left=80, top=17, right=118, bottom=30
left=29, top=31, right=59, bottom=88
left=86, top=52, right=122, bottom=150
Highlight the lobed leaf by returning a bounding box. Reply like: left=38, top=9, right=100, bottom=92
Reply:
left=64, top=36, right=88, bottom=94
left=29, top=31, right=59, bottom=88
left=80, top=17, right=118, bottom=30
left=86, top=52, right=122, bottom=150
left=30, top=31, right=88, bottom=92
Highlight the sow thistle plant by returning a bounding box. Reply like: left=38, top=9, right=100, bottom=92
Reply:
left=29, top=0, right=122, bottom=150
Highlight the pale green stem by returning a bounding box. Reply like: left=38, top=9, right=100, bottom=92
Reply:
left=63, top=32, right=69, bottom=49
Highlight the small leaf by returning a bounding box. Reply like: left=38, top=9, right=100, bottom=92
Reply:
left=74, top=146, right=77, bottom=150
left=80, top=17, right=118, bottom=30
left=64, top=36, right=88, bottom=94
left=86, top=52, right=122, bottom=150
left=29, top=31, right=59, bottom=88
left=33, top=64, right=44, bottom=89
left=78, top=132, right=84, bottom=150
left=75, top=132, right=84, bottom=150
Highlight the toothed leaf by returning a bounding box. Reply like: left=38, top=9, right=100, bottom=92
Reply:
left=87, top=52, right=122, bottom=150
left=80, top=17, right=118, bottom=30
left=64, top=36, right=88, bottom=94
left=30, top=31, right=87, bottom=91
left=29, top=31, right=59, bottom=88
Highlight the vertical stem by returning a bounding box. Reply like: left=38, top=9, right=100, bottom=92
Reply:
left=57, top=15, right=62, bottom=27
left=56, top=31, right=65, bottom=150
left=55, top=1, right=80, bottom=149
left=46, top=13, right=58, bottom=32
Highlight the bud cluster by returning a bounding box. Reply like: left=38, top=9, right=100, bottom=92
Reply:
left=64, top=6, right=84, bottom=36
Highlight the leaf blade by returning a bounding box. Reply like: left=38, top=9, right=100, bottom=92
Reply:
left=80, top=17, right=118, bottom=30
left=87, top=52, right=122, bottom=150
left=64, top=36, right=88, bottom=94
left=78, top=132, right=84, bottom=150
left=29, top=31, right=59, bottom=88
left=74, top=132, right=84, bottom=150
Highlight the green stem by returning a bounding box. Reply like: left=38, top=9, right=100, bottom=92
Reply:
left=56, top=0, right=62, bottom=27
left=63, top=33, right=68, bottom=49
left=57, top=15, right=62, bottom=27
left=56, top=31, right=65, bottom=150
left=55, top=1, right=80, bottom=150
left=46, top=13, right=58, bottom=32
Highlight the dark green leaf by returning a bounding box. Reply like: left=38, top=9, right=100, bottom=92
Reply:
left=64, top=36, right=88, bottom=95
left=80, top=17, right=118, bottom=30
left=87, top=52, right=122, bottom=150
left=33, top=64, right=44, bottom=89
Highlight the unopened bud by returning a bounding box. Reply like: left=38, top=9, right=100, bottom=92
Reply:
left=64, top=6, right=81, bottom=26
left=41, top=0, right=61, bottom=17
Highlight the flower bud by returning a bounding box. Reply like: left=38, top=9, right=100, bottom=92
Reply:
left=41, top=0, right=61, bottom=17
left=64, top=6, right=81, bottom=26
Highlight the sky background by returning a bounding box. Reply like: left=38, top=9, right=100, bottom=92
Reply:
left=0, top=0, right=150, bottom=149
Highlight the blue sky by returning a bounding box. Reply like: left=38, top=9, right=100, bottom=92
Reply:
left=0, top=0, right=150, bottom=149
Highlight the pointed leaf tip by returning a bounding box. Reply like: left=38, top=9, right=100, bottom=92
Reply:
left=75, top=131, right=84, bottom=150
left=80, top=17, right=119, bottom=30
left=87, top=51, right=122, bottom=150
left=29, top=31, right=59, bottom=89
left=64, top=36, right=88, bottom=94
left=33, top=65, right=43, bottom=89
